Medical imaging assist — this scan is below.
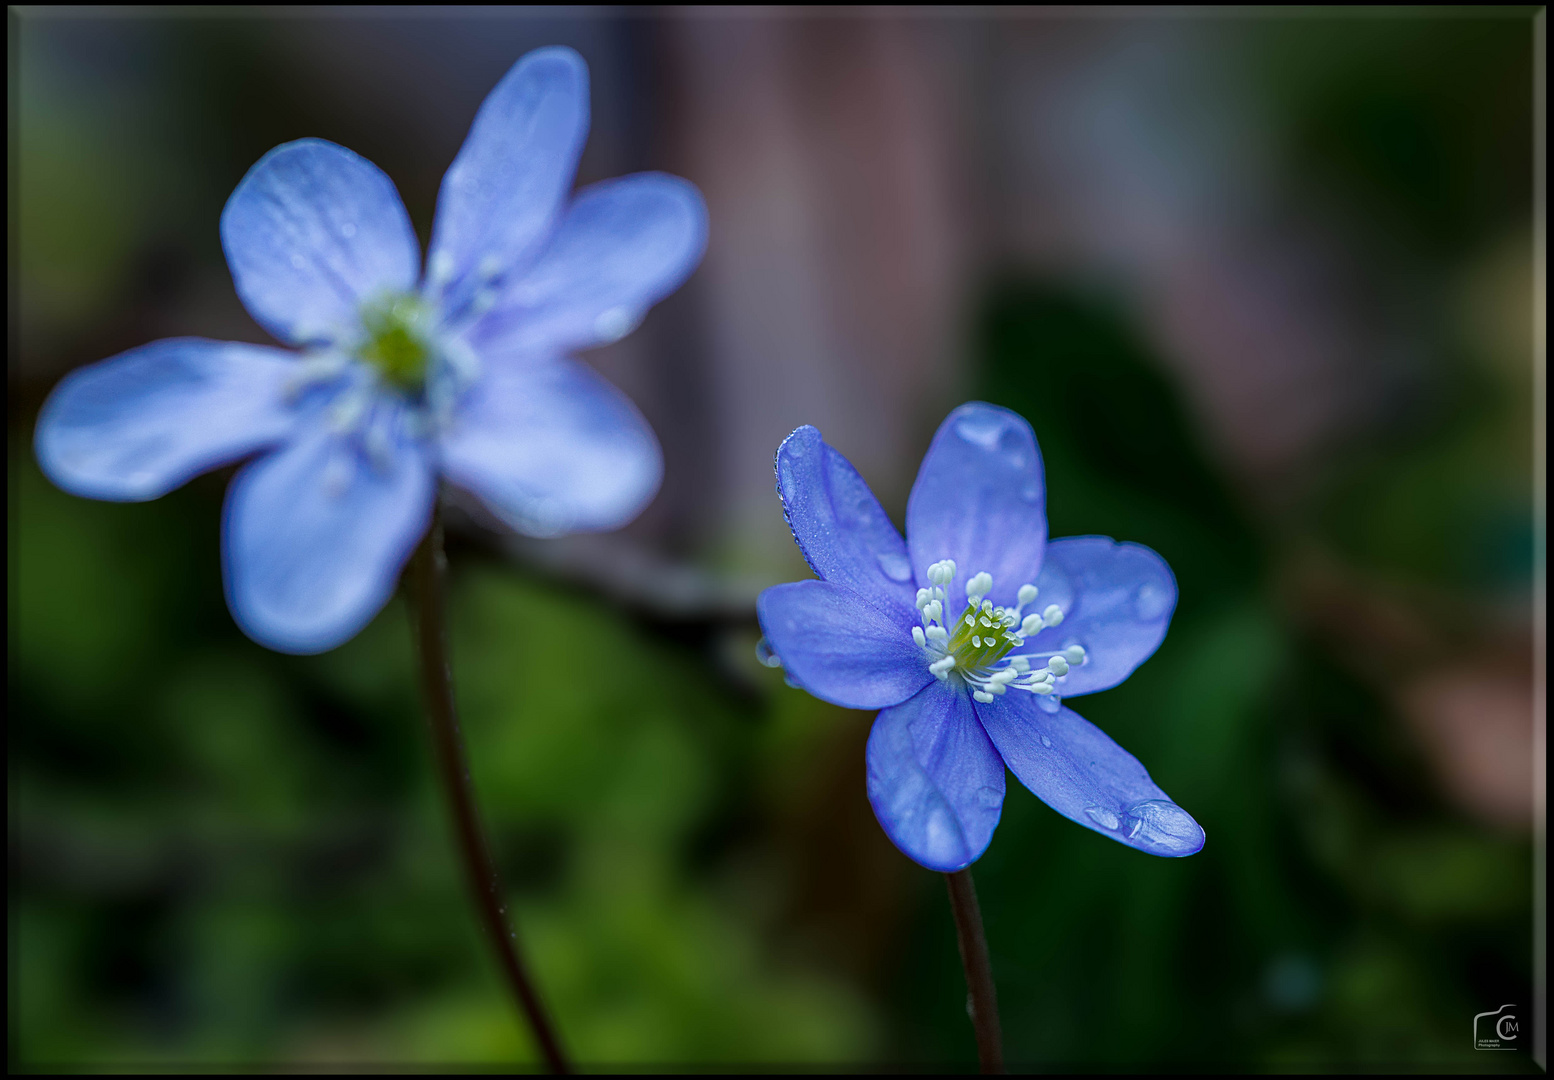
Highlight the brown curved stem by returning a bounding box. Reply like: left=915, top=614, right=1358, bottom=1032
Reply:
left=408, top=509, right=570, bottom=1074
left=946, top=868, right=1005, bottom=1073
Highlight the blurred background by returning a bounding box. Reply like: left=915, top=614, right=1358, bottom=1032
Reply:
left=9, top=7, right=1543, bottom=1070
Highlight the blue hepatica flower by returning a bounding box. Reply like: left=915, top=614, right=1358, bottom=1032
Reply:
left=757, top=403, right=1205, bottom=871
left=35, top=47, right=706, bottom=654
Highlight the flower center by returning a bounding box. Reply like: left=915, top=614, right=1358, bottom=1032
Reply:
left=357, top=295, right=434, bottom=392
left=911, top=559, right=1086, bottom=704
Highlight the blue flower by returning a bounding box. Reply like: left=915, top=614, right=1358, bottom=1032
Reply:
left=757, top=403, right=1205, bottom=871
left=34, top=47, right=707, bottom=654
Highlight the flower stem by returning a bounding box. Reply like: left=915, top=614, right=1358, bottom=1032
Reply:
left=408, top=508, right=570, bottom=1074
left=945, top=868, right=1004, bottom=1074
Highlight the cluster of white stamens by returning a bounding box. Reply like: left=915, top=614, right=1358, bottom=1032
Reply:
left=912, top=559, right=1084, bottom=704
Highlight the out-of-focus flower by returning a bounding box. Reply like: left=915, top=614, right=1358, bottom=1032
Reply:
left=757, top=402, right=1204, bottom=871
left=35, top=46, right=707, bottom=654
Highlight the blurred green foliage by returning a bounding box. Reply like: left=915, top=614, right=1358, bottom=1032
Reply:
left=9, top=10, right=1538, bottom=1072
left=11, top=451, right=877, bottom=1066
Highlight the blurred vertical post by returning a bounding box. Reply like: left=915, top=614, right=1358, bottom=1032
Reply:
left=408, top=508, right=571, bottom=1074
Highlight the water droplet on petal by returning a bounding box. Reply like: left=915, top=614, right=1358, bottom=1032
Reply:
left=1134, top=583, right=1170, bottom=620
left=755, top=637, right=782, bottom=668
left=976, top=785, right=1002, bottom=810
left=954, top=412, right=1008, bottom=450
left=1084, top=805, right=1121, bottom=830
left=1122, top=799, right=1204, bottom=856
left=923, top=806, right=961, bottom=864
left=594, top=306, right=637, bottom=343
left=876, top=552, right=913, bottom=582
left=1041, top=734, right=1053, bottom=748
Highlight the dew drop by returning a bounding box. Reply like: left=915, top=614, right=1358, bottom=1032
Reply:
left=754, top=637, right=782, bottom=668
left=954, top=412, right=1008, bottom=450
left=1041, top=735, right=1053, bottom=748
left=594, top=306, right=637, bottom=343
left=1134, top=583, right=1171, bottom=620
left=876, top=552, right=913, bottom=582
left=923, top=806, right=961, bottom=864
left=1084, top=805, right=1121, bottom=830
left=1121, top=799, right=1204, bottom=856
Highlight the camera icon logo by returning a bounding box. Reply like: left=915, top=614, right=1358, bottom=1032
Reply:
left=1473, top=1004, right=1518, bottom=1050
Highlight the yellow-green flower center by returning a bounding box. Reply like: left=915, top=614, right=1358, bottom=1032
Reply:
left=358, top=296, right=433, bottom=391
left=913, top=560, right=1082, bottom=704
left=946, top=598, right=1021, bottom=668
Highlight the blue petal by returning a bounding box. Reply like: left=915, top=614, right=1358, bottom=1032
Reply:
left=223, top=415, right=434, bottom=654
left=1028, top=537, right=1178, bottom=698
left=757, top=580, right=931, bottom=710
left=773, top=425, right=917, bottom=620
left=469, top=173, right=708, bottom=354
left=906, top=402, right=1047, bottom=608
left=976, top=696, right=1204, bottom=857
left=35, top=338, right=299, bottom=501
left=866, top=681, right=1006, bottom=872
left=438, top=355, right=661, bottom=537
left=428, top=46, right=588, bottom=307
left=221, top=139, right=420, bottom=346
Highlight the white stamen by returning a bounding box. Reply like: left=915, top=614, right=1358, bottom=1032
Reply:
left=973, top=691, right=995, bottom=703
left=966, top=571, right=993, bottom=604
left=925, top=626, right=948, bottom=643
left=929, top=656, right=957, bottom=676
left=1047, top=656, right=1069, bottom=676
left=1064, top=646, right=1086, bottom=665
left=1020, top=614, right=1044, bottom=637
left=1042, top=604, right=1065, bottom=627
left=1017, top=584, right=1038, bottom=606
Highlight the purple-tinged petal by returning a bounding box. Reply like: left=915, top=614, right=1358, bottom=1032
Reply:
left=867, top=681, right=1006, bottom=872
left=35, top=338, right=298, bottom=501
left=223, top=414, right=434, bottom=654
left=906, top=402, right=1047, bottom=608
left=1027, top=537, right=1177, bottom=698
left=757, top=580, right=931, bottom=710
left=976, top=696, right=1203, bottom=857
left=221, top=139, right=420, bottom=346
left=438, top=355, right=660, bottom=537
left=773, top=425, right=916, bottom=620
left=428, top=46, right=588, bottom=306
left=470, top=173, right=707, bottom=354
